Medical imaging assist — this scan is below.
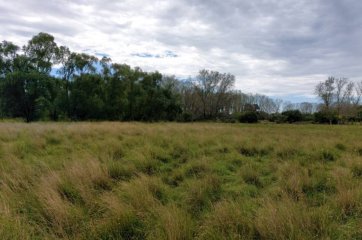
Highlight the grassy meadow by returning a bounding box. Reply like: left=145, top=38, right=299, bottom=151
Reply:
left=0, top=122, right=361, bottom=239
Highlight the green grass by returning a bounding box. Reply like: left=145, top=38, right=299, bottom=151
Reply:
left=0, top=122, right=361, bottom=239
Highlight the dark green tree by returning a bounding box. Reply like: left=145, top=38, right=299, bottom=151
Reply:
left=0, top=41, right=20, bottom=76
left=0, top=71, right=59, bottom=122
left=69, top=74, right=106, bottom=120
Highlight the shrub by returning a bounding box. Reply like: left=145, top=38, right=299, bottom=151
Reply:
left=269, top=113, right=288, bottom=123
left=281, top=110, right=303, bottom=123
left=180, top=112, right=193, bottom=122
left=314, top=111, right=338, bottom=124
left=239, top=111, right=258, bottom=123
left=302, top=113, right=314, bottom=122
left=257, top=111, right=270, bottom=121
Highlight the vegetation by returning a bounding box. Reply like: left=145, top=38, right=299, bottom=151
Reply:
left=1, top=33, right=362, bottom=123
left=0, top=122, right=361, bottom=239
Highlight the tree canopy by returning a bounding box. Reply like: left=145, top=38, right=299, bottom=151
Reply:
left=0, top=33, right=361, bottom=123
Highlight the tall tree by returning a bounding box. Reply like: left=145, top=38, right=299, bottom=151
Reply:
left=315, top=77, right=335, bottom=110
left=69, top=74, right=106, bottom=120
left=0, top=41, right=20, bottom=76
left=0, top=71, right=58, bottom=122
left=194, top=69, right=235, bottom=119
left=24, top=32, right=58, bottom=74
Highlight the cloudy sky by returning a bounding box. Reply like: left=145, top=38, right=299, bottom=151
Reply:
left=1, top=0, right=361, bottom=102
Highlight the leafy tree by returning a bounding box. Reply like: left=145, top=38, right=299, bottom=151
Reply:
left=69, top=74, right=106, bottom=120
left=72, top=53, right=98, bottom=75
left=56, top=46, right=74, bottom=81
left=23, top=32, right=58, bottom=74
left=0, top=41, right=20, bottom=76
left=103, top=63, right=129, bottom=120
left=0, top=71, right=58, bottom=122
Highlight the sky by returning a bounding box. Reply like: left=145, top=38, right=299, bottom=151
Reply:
left=1, top=0, right=362, bottom=102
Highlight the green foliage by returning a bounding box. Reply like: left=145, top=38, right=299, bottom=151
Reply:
left=180, top=112, right=193, bottom=122
left=0, top=33, right=182, bottom=122
left=2, top=33, right=362, bottom=123
left=0, top=71, right=62, bottom=121
left=69, top=74, right=106, bottom=120
left=269, top=113, right=288, bottom=123
left=238, top=111, right=258, bottom=123
left=314, top=111, right=338, bottom=124
left=282, top=110, right=303, bottom=123
left=23, top=32, right=58, bottom=74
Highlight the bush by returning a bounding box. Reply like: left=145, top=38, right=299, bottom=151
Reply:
left=282, top=110, right=303, bottom=123
left=269, top=113, right=287, bottom=123
left=314, top=111, right=338, bottom=124
left=239, top=111, right=258, bottom=123
left=257, top=111, right=270, bottom=121
left=302, top=113, right=314, bottom=122
left=180, top=112, right=193, bottom=122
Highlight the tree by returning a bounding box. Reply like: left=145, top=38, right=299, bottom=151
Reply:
left=0, top=41, right=20, bottom=76
left=56, top=46, right=74, bottom=81
left=69, top=74, right=106, bottom=120
left=0, top=71, right=58, bottom=122
left=283, top=101, right=297, bottom=111
left=179, top=79, right=201, bottom=119
left=73, top=53, right=98, bottom=75
left=299, top=102, right=314, bottom=114
left=193, top=69, right=235, bottom=119
left=315, top=77, right=362, bottom=123
left=24, top=32, right=58, bottom=74
left=315, top=77, right=335, bottom=110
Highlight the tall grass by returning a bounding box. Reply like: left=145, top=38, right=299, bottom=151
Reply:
left=0, top=122, right=361, bottom=239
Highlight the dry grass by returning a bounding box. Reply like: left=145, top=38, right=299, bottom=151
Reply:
left=0, top=122, right=361, bottom=239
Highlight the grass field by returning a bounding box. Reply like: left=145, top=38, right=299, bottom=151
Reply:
left=0, top=122, right=361, bottom=239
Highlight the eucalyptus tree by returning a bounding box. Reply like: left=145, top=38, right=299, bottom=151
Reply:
left=0, top=41, right=20, bottom=76
left=23, top=32, right=58, bottom=74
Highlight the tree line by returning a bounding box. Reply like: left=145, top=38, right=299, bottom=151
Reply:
left=1, top=32, right=362, bottom=123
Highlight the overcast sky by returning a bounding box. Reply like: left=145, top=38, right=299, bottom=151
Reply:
left=1, top=0, right=361, bottom=102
